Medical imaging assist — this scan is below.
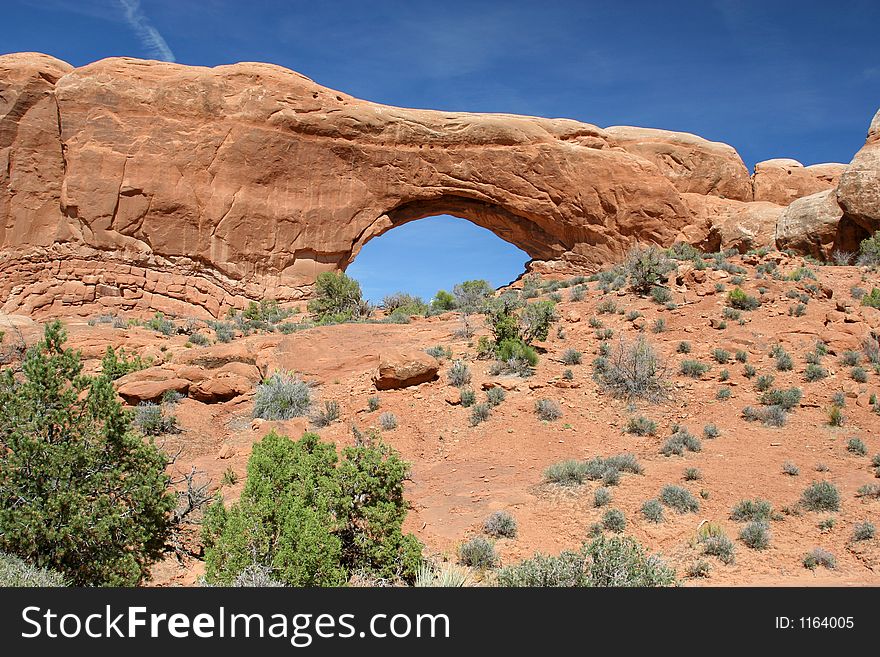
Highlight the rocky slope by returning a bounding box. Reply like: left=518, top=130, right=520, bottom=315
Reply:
left=2, top=52, right=877, bottom=318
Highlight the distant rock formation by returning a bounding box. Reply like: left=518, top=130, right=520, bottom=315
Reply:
left=1, top=52, right=876, bottom=317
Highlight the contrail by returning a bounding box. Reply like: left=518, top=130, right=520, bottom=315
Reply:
left=118, top=0, right=176, bottom=62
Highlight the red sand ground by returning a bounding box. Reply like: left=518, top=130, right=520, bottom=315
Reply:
left=7, top=252, right=878, bottom=586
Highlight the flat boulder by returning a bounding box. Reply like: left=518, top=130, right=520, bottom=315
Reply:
left=114, top=367, right=190, bottom=404
left=373, top=350, right=439, bottom=390
left=189, top=374, right=253, bottom=403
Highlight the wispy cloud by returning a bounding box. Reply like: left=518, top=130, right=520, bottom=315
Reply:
left=118, top=0, right=175, bottom=62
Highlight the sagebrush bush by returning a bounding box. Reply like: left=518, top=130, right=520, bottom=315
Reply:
left=660, top=485, right=699, bottom=513
left=802, top=548, right=836, bottom=570
left=742, top=405, right=787, bottom=427
left=379, top=412, right=398, bottom=430
left=846, top=437, right=867, bottom=456
left=602, top=509, right=626, bottom=533
left=660, top=427, right=701, bottom=456
left=561, top=348, right=583, bottom=365
left=801, top=481, right=840, bottom=512
left=712, top=348, right=730, bottom=364
left=641, top=499, right=664, bottom=523
left=447, top=360, right=472, bottom=386
left=739, top=521, right=771, bottom=550
left=253, top=371, right=311, bottom=420
left=727, top=288, right=760, bottom=310
left=625, top=415, right=657, bottom=436
left=545, top=459, right=589, bottom=486
left=312, top=400, right=340, bottom=428
left=680, top=359, right=709, bottom=378
left=414, top=561, right=470, bottom=588
left=134, top=401, right=179, bottom=436
left=852, top=521, right=875, bottom=541
left=535, top=398, right=562, bottom=421
left=367, top=395, right=380, bottom=411
left=203, top=431, right=422, bottom=585
left=626, top=246, right=676, bottom=294
left=0, top=552, right=67, bottom=587
left=483, top=511, right=518, bottom=539
left=677, top=341, right=692, bottom=354
left=486, top=387, right=506, bottom=406
left=684, top=467, right=701, bottom=481
left=760, top=387, right=802, bottom=410
left=594, top=487, right=612, bottom=507
left=459, top=536, right=497, bottom=569
left=783, top=461, right=800, bottom=476
left=649, top=286, right=672, bottom=304
left=701, top=534, right=735, bottom=565
left=805, top=364, right=828, bottom=381
left=595, top=336, right=667, bottom=401
left=703, top=424, right=720, bottom=439
left=459, top=387, right=476, bottom=407
left=469, top=403, right=491, bottom=426
left=730, top=499, right=773, bottom=522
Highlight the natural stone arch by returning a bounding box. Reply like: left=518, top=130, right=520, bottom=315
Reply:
left=345, top=195, right=566, bottom=270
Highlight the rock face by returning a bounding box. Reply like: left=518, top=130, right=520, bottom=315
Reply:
left=752, top=159, right=846, bottom=206
left=836, top=108, right=880, bottom=247
left=776, top=190, right=843, bottom=259
left=681, top=194, right=783, bottom=253
left=1, top=52, right=877, bottom=319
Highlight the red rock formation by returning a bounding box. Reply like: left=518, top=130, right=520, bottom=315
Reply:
left=752, top=159, right=846, bottom=206
left=1, top=52, right=877, bottom=318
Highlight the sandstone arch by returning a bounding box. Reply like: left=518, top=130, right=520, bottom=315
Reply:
left=1, top=52, right=877, bottom=318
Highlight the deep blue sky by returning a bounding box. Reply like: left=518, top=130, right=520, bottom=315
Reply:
left=3, top=1, right=878, bottom=301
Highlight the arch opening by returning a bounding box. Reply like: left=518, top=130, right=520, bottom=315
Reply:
left=345, top=214, right=531, bottom=304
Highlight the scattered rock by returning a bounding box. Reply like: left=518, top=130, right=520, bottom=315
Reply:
left=374, top=350, right=439, bottom=390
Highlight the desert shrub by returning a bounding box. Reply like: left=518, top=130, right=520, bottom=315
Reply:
left=594, top=487, right=613, bottom=507
left=100, top=345, right=146, bottom=380
left=569, top=286, right=586, bottom=302
left=719, top=369, right=730, bottom=381
left=841, top=350, right=862, bottom=367
left=722, top=307, right=741, bottom=321
left=596, top=299, right=618, bottom=314
left=495, top=338, right=539, bottom=370
left=626, top=310, right=643, bottom=321
left=414, top=562, right=470, bottom=587
left=846, top=437, right=867, bottom=456
left=677, top=341, right=692, bottom=354
left=862, top=288, right=880, bottom=308
left=189, top=332, right=210, bottom=346
left=712, top=348, right=730, bottom=364
left=727, top=288, right=760, bottom=310
left=625, top=415, right=657, bottom=436
left=755, top=374, right=774, bottom=391
left=760, top=387, right=802, bottom=410
left=802, top=548, right=836, bottom=570
left=253, top=371, right=311, bottom=420
left=701, top=534, right=735, bottom=565
left=716, top=387, right=731, bottom=400
left=602, top=509, right=626, bottom=533
left=204, top=431, right=421, bottom=585
left=486, top=387, right=506, bottom=406
left=742, top=405, right=788, bottom=427
left=563, top=368, right=574, bottom=380
left=382, top=292, right=428, bottom=316
left=595, top=336, right=667, bottom=401
left=535, top=398, right=562, bottom=421
left=739, top=521, right=771, bottom=550
left=857, top=231, right=880, bottom=266
left=804, top=364, right=828, bottom=381
left=659, top=485, right=699, bottom=513
left=0, top=552, right=67, bottom=587
left=134, top=401, right=179, bottom=436
left=145, top=312, right=175, bottom=335
left=828, top=404, right=845, bottom=427
left=430, top=289, right=456, bottom=312
left=684, top=467, right=701, bottom=481
left=469, top=403, right=491, bottom=426
left=832, top=391, right=846, bottom=406
left=641, top=499, right=664, bottom=523
left=452, top=279, right=494, bottom=314
left=0, top=322, right=174, bottom=586
left=447, top=360, right=472, bottom=386
left=743, top=363, right=757, bottom=378
left=851, top=366, right=869, bottom=383
left=426, top=345, right=452, bottom=360
left=561, top=348, right=582, bottom=365
left=213, top=321, right=235, bottom=343
left=582, top=535, right=675, bottom=587
left=660, top=427, right=701, bottom=456
left=495, top=550, right=587, bottom=587
left=775, top=350, right=794, bottom=371
left=703, top=423, right=720, bottom=439
left=853, top=522, right=875, bottom=541
left=783, top=462, right=800, bottom=476
left=680, top=359, right=709, bottom=378
left=787, top=266, right=816, bottom=281
left=367, top=395, right=380, bottom=411
left=731, top=499, right=773, bottom=522
left=379, top=412, right=398, bottom=430
left=459, top=536, right=497, bottom=569
left=801, top=481, right=840, bottom=512
left=483, top=511, right=518, bottom=539
left=308, top=271, right=369, bottom=322
left=625, top=246, right=675, bottom=294
left=545, top=459, right=589, bottom=486
left=600, top=453, right=644, bottom=476
left=312, top=400, right=340, bottom=428
left=649, top=286, right=672, bottom=304
left=459, top=387, right=476, bottom=408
